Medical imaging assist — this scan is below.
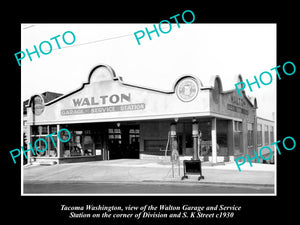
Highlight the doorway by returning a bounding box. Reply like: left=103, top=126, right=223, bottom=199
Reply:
left=107, top=125, right=140, bottom=159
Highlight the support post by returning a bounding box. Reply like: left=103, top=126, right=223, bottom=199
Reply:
left=192, top=121, right=199, bottom=160
left=170, top=122, right=178, bottom=178
left=26, top=125, right=32, bottom=164
left=211, top=118, right=217, bottom=163
left=170, top=122, right=177, bottom=153
left=57, top=124, right=62, bottom=158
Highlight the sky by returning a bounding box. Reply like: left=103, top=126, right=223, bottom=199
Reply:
left=21, top=23, right=276, bottom=120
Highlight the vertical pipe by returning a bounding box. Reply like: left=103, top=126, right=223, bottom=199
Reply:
left=211, top=118, right=217, bottom=163
left=27, top=125, right=32, bottom=164
left=192, top=121, right=199, bottom=160
left=56, top=124, right=62, bottom=159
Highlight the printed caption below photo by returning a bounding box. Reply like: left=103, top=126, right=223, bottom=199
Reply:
left=61, top=204, right=241, bottom=220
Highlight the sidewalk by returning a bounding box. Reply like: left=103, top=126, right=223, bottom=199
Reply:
left=23, top=159, right=275, bottom=188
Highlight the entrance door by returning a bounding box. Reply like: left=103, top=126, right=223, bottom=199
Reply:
left=94, top=129, right=107, bottom=160
left=126, top=126, right=140, bottom=159
left=107, top=125, right=140, bottom=159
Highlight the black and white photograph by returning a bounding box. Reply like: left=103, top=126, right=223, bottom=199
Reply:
left=4, top=6, right=297, bottom=225
left=21, top=23, right=276, bottom=195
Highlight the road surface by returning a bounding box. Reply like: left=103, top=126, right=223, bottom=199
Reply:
left=24, top=182, right=274, bottom=194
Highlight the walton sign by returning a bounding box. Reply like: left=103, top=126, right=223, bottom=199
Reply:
left=72, top=93, right=132, bottom=107
left=61, top=93, right=146, bottom=116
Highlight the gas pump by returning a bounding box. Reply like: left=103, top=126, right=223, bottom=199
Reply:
left=192, top=122, right=199, bottom=160
left=170, top=123, right=180, bottom=177
left=197, top=130, right=202, bottom=159
left=182, top=120, right=204, bottom=181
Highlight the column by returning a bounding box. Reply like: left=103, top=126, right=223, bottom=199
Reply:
left=57, top=124, right=62, bottom=158
left=192, top=121, right=199, bottom=160
left=47, top=125, right=50, bottom=156
left=26, top=125, right=32, bottom=164
left=211, top=118, right=217, bottom=163
left=170, top=122, right=177, bottom=152
left=254, top=115, right=258, bottom=156
left=227, top=120, right=234, bottom=160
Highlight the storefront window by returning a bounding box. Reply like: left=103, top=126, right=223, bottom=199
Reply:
left=108, top=128, right=122, bottom=144
left=32, top=126, right=39, bottom=135
left=217, top=120, right=228, bottom=156
left=270, top=126, right=274, bottom=143
left=257, top=124, right=262, bottom=146
left=32, top=136, right=47, bottom=156
left=30, top=125, right=58, bottom=157
left=199, top=121, right=212, bottom=156
left=83, top=133, right=94, bottom=156
left=234, top=121, right=243, bottom=155
left=264, top=125, right=269, bottom=145
left=60, top=127, right=97, bottom=157
left=41, top=126, right=48, bottom=134
left=247, top=123, right=254, bottom=147
left=48, top=135, right=58, bottom=156
left=50, top=125, right=57, bottom=133
left=129, top=129, right=140, bottom=144
left=234, top=121, right=242, bottom=132
left=144, top=140, right=167, bottom=152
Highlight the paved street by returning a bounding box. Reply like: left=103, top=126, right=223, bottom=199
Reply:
left=23, top=158, right=275, bottom=194
left=24, top=182, right=273, bottom=194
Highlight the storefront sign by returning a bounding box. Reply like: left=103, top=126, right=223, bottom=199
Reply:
left=227, top=104, right=249, bottom=115
left=61, top=103, right=145, bottom=116
left=176, top=78, right=199, bottom=102
left=32, top=95, right=45, bottom=116
left=230, top=95, right=246, bottom=107
left=72, top=93, right=131, bottom=107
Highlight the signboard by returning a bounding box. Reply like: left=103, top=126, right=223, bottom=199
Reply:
left=26, top=70, right=211, bottom=125
left=61, top=92, right=146, bottom=116
left=184, top=160, right=201, bottom=173
left=32, top=95, right=45, bottom=116
left=176, top=78, right=199, bottom=102
left=61, top=103, right=145, bottom=116
left=182, top=160, right=204, bottom=181
left=227, top=95, right=249, bottom=115
left=227, top=104, right=249, bottom=115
